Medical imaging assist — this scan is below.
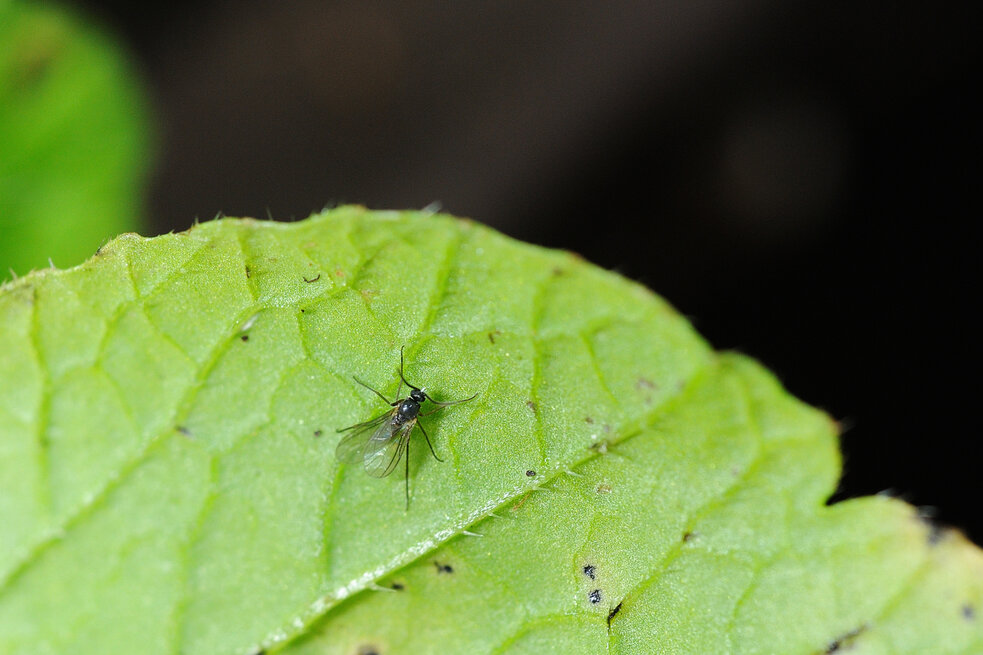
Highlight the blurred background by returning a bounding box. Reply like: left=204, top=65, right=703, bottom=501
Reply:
left=2, top=1, right=979, bottom=539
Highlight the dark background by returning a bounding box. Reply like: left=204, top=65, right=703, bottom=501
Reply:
left=75, top=1, right=979, bottom=539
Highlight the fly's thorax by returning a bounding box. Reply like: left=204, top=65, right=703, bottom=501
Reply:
left=397, top=398, right=421, bottom=421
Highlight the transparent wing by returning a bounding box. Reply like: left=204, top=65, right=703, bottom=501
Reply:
left=336, top=410, right=393, bottom=465
left=364, top=419, right=414, bottom=478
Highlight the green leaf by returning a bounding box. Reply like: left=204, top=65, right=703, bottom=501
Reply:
left=0, top=207, right=980, bottom=654
left=0, top=0, right=151, bottom=279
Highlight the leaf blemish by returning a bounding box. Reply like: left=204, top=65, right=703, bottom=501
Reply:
left=358, top=646, right=381, bottom=655
left=596, top=483, right=612, bottom=494
left=635, top=377, right=657, bottom=390
left=391, top=582, right=404, bottom=591
left=487, top=330, right=501, bottom=344
left=963, top=604, right=975, bottom=620
left=433, top=561, right=453, bottom=574
left=240, top=335, right=249, bottom=342
left=585, top=416, right=594, bottom=424
left=526, top=469, right=537, bottom=477
left=303, top=273, right=322, bottom=283
left=526, top=400, right=537, bottom=413
left=824, top=623, right=868, bottom=653
left=582, top=564, right=596, bottom=579
left=244, top=265, right=251, bottom=278
left=176, top=426, right=193, bottom=438
left=313, top=429, right=323, bottom=438
left=607, top=601, right=623, bottom=626
left=683, top=531, right=695, bottom=542
left=588, top=589, right=602, bottom=604
left=926, top=522, right=947, bottom=546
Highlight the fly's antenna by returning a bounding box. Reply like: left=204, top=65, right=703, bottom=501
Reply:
left=399, top=346, right=421, bottom=391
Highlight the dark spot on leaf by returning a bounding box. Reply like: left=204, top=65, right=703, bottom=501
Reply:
left=526, top=469, right=537, bottom=477
left=526, top=400, right=537, bottom=413
left=358, top=646, right=381, bottom=655
left=391, top=582, right=404, bottom=591
left=240, top=335, right=249, bottom=342
left=300, top=308, right=306, bottom=313
left=963, top=604, right=975, bottom=620
left=434, top=561, right=453, bottom=574
left=824, top=624, right=868, bottom=653
left=582, top=564, right=596, bottom=579
left=176, top=426, right=192, bottom=438
left=584, top=416, right=594, bottom=423
left=303, top=273, right=321, bottom=283
left=635, top=377, right=656, bottom=390
left=487, top=330, right=501, bottom=344
left=588, top=589, right=602, bottom=604
left=552, top=267, right=566, bottom=276
left=335, top=268, right=346, bottom=278
left=607, top=601, right=623, bottom=626
left=94, top=245, right=104, bottom=256
left=244, top=265, right=252, bottom=278
left=313, top=429, right=323, bottom=438
left=683, top=531, right=695, bottom=542
left=926, top=522, right=947, bottom=546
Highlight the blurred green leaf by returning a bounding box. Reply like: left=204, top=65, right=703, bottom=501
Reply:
left=0, top=0, right=150, bottom=279
left=0, top=208, right=980, bottom=654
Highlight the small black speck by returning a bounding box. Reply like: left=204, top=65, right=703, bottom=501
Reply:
left=824, top=624, right=868, bottom=653
left=244, top=265, right=252, bottom=278
left=588, top=589, right=602, bottom=604
left=391, top=582, right=404, bottom=591
left=607, top=601, right=623, bottom=625
left=303, top=273, right=321, bottom=283
left=526, top=470, right=536, bottom=477
left=313, top=429, right=323, bottom=438
left=963, top=604, right=975, bottom=620
left=582, top=564, right=596, bottom=579
left=176, top=426, right=192, bottom=437
left=683, top=531, right=694, bottom=542
left=300, top=308, right=306, bottom=313
left=434, top=561, right=453, bottom=574
left=240, top=335, right=249, bottom=342
left=526, top=400, right=537, bottom=412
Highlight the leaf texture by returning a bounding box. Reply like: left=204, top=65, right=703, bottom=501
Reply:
left=0, top=207, right=979, bottom=654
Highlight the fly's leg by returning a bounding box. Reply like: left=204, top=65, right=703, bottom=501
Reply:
left=417, top=420, right=444, bottom=462
left=404, top=431, right=411, bottom=511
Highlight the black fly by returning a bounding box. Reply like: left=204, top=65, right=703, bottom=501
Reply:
left=336, top=347, right=477, bottom=508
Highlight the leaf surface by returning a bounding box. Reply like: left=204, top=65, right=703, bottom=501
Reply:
left=0, top=0, right=149, bottom=278
left=0, top=207, right=979, bottom=654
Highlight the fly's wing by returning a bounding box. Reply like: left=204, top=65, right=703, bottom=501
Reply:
left=336, top=410, right=392, bottom=465
left=363, top=419, right=414, bottom=478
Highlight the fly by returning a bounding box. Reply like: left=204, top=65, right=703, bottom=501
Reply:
left=336, top=347, right=477, bottom=508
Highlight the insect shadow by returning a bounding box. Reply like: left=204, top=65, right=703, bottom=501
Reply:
left=336, top=347, right=477, bottom=508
